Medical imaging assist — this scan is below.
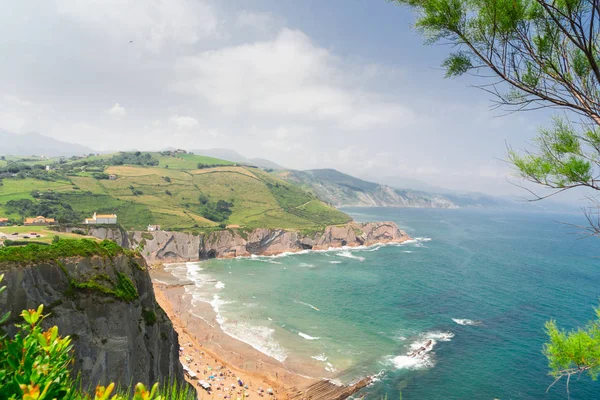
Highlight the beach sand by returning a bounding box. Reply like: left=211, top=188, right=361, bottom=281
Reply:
left=152, top=268, right=317, bottom=399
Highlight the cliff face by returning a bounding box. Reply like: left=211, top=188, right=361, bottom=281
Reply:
left=0, top=253, right=184, bottom=388
left=77, top=221, right=410, bottom=263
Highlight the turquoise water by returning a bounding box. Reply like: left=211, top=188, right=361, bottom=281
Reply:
left=167, top=208, right=600, bottom=399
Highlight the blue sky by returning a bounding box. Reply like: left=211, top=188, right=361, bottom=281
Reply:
left=0, top=0, right=566, bottom=200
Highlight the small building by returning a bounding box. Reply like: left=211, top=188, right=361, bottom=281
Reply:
left=108, top=174, right=117, bottom=180
left=24, top=216, right=56, bottom=226
left=0, top=218, right=8, bottom=226
left=147, top=224, right=161, bottom=232
left=84, top=212, right=118, bottom=225
left=45, top=165, right=51, bottom=171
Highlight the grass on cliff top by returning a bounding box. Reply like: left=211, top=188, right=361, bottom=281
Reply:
left=0, top=238, right=134, bottom=265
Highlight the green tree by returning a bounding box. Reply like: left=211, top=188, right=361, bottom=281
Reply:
left=392, top=0, right=600, bottom=393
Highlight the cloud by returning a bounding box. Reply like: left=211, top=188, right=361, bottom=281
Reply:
left=169, top=115, right=199, bottom=129
left=108, top=103, right=126, bottom=117
left=3, top=94, right=31, bottom=107
left=56, top=0, right=219, bottom=52
left=173, top=28, right=416, bottom=130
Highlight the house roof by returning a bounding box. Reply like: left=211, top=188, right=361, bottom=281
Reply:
left=0, top=218, right=8, bottom=222
left=95, top=214, right=117, bottom=218
left=24, top=216, right=55, bottom=223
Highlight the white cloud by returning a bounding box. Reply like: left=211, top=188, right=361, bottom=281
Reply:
left=169, top=114, right=199, bottom=129
left=3, top=94, right=31, bottom=107
left=173, top=28, right=416, bottom=130
left=108, top=103, right=126, bottom=117
left=56, top=0, right=219, bottom=52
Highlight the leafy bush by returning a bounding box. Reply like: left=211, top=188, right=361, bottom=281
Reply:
left=109, top=152, right=159, bottom=167
left=0, top=239, right=131, bottom=265
left=141, top=232, right=154, bottom=241
left=93, top=173, right=110, bottom=180
left=5, top=197, right=81, bottom=224
left=199, top=199, right=233, bottom=223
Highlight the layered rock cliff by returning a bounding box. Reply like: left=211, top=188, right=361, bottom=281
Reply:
left=0, top=252, right=184, bottom=388
left=76, top=221, right=410, bottom=263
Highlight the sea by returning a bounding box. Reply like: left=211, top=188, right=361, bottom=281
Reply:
left=164, top=207, right=600, bottom=399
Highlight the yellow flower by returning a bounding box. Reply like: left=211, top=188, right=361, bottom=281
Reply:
left=19, top=383, right=40, bottom=400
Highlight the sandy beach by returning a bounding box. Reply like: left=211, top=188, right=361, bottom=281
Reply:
left=151, top=268, right=316, bottom=399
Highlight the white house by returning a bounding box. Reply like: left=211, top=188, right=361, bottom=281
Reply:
left=147, top=224, right=161, bottom=232
left=84, top=212, right=117, bottom=225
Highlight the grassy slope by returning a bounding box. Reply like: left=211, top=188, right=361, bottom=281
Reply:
left=0, top=153, right=350, bottom=231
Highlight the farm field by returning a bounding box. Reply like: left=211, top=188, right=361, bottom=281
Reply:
left=0, top=152, right=350, bottom=231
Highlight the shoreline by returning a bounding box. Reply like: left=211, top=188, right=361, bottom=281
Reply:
left=148, top=236, right=417, bottom=398
left=152, top=237, right=414, bottom=265
left=152, top=277, right=314, bottom=399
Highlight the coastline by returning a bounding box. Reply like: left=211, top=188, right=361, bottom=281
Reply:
left=152, top=272, right=315, bottom=399
left=151, top=255, right=383, bottom=399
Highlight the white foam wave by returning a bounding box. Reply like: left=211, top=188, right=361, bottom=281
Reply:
left=325, top=362, right=338, bottom=373
left=299, top=332, right=320, bottom=340
left=452, top=318, right=481, bottom=326
left=215, top=281, right=225, bottom=289
left=294, top=300, right=320, bottom=311
left=236, top=240, right=411, bottom=262
left=298, top=263, right=316, bottom=268
left=402, top=250, right=413, bottom=253
left=312, top=354, right=328, bottom=362
left=337, top=251, right=365, bottom=261
left=390, top=331, right=454, bottom=370
left=329, top=261, right=342, bottom=264
left=208, top=294, right=287, bottom=362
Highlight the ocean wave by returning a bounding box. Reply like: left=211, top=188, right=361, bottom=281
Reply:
left=452, top=318, right=481, bottom=326
left=294, top=300, right=320, bottom=311
left=329, top=261, right=342, bottom=264
left=237, top=240, right=411, bottom=262
left=298, top=332, right=320, bottom=340
left=325, top=362, right=338, bottom=373
left=208, top=294, right=288, bottom=362
left=402, top=250, right=413, bottom=253
left=336, top=251, right=365, bottom=261
left=389, top=331, right=454, bottom=370
left=215, top=281, right=225, bottom=289
left=312, top=354, right=328, bottom=362
left=298, top=263, right=316, bottom=268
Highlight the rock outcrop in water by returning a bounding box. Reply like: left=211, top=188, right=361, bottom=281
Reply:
left=0, top=253, right=184, bottom=388
left=74, top=221, right=410, bottom=263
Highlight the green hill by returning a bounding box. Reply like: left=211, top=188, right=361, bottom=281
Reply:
left=0, top=152, right=351, bottom=231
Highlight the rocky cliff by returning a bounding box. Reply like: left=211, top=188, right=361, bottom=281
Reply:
left=0, top=252, right=184, bottom=388
left=76, top=221, right=410, bottom=263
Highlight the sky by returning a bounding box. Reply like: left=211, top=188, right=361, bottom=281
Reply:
left=0, top=0, right=559, bottom=197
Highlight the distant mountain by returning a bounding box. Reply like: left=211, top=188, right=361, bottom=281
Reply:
left=276, top=168, right=459, bottom=208
left=0, top=130, right=95, bottom=157
left=191, top=148, right=286, bottom=170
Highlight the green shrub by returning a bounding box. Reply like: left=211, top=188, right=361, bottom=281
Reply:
left=142, top=309, right=157, bottom=326
left=141, top=232, right=154, bottom=241
left=0, top=239, right=131, bottom=265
